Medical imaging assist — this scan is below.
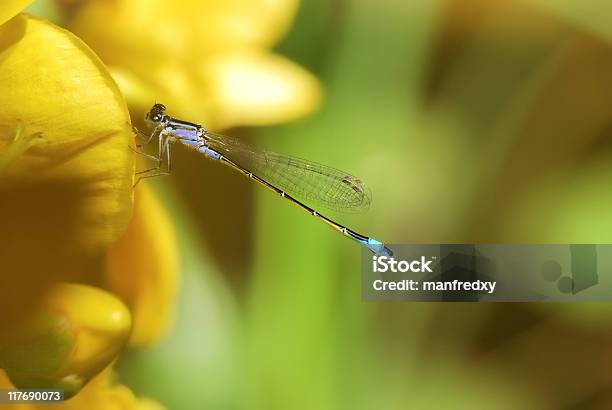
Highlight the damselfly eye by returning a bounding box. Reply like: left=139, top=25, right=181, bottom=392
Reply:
left=145, top=103, right=167, bottom=125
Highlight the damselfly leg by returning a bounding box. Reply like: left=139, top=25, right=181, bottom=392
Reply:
left=131, top=128, right=172, bottom=187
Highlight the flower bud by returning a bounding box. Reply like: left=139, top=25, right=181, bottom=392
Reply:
left=0, top=284, right=131, bottom=398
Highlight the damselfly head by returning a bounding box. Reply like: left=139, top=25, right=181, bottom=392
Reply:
left=145, top=103, right=167, bottom=128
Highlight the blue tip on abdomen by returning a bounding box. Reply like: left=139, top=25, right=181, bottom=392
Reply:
left=366, top=238, right=393, bottom=257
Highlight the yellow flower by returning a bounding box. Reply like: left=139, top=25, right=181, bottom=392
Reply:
left=0, top=10, right=177, bottom=406
left=68, top=0, right=322, bottom=129
left=0, top=11, right=134, bottom=329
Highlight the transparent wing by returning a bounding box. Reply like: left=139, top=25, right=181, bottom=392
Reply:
left=206, top=132, right=371, bottom=212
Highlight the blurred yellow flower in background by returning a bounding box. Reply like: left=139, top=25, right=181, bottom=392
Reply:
left=68, top=0, right=322, bottom=129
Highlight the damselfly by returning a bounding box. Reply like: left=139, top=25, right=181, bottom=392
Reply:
left=134, top=103, right=392, bottom=256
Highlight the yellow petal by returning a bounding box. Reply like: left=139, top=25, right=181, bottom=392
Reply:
left=178, top=0, right=301, bottom=50
left=1, top=284, right=131, bottom=399
left=113, top=52, right=322, bottom=130
left=204, top=52, right=322, bottom=128
left=0, top=14, right=134, bottom=319
left=109, top=63, right=215, bottom=129
left=106, top=185, right=179, bottom=347
left=70, top=0, right=299, bottom=59
left=0, top=0, right=33, bottom=26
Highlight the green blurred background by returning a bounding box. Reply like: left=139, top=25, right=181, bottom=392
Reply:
left=30, top=0, right=612, bottom=408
